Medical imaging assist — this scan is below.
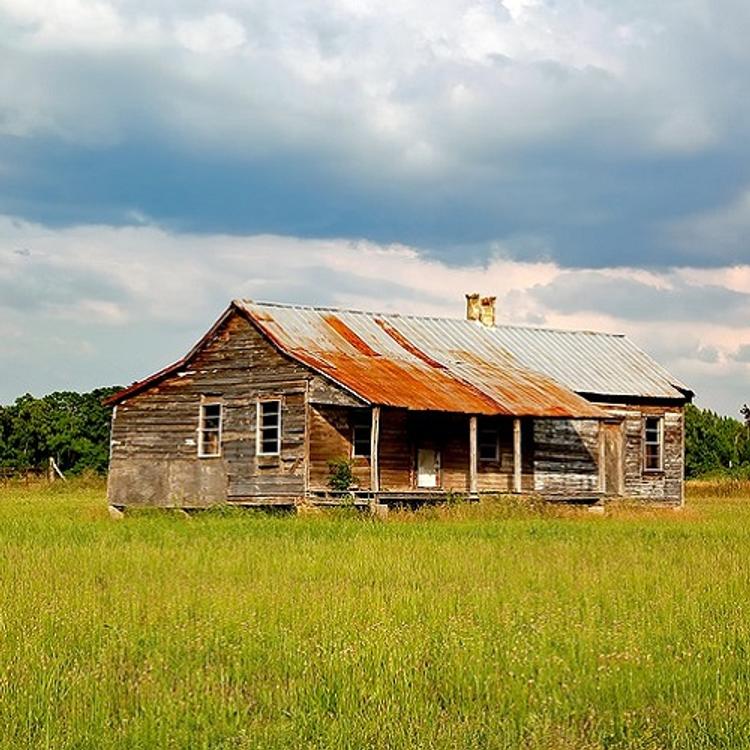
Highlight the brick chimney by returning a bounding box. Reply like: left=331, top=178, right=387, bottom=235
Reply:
left=465, top=293, right=481, bottom=322
left=479, top=296, right=496, bottom=327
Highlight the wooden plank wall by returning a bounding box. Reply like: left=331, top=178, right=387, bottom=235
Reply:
left=531, top=404, right=685, bottom=503
left=108, top=312, right=361, bottom=507
left=604, top=403, right=684, bottom=504
left=532, top=419, right=600, bottom=494
left=308, top=405, right=371, bottom=490
left=308, top=406, right=413, bottom=491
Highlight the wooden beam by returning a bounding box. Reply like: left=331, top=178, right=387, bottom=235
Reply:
left=370, top=406, right=381, bottom=493
left=469, top=415, right=478, bottom=496
left=513, top=418, right=522, bottom=494
left=598, top=422, right=606, bottom=493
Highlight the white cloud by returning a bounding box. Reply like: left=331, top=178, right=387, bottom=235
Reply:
left=175, top=13, right=246, bottom=54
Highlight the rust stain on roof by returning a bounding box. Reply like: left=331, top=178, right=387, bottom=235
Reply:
left=323, top=314, right=380, bottom=357
left=374, top=317, right=446, bottom=370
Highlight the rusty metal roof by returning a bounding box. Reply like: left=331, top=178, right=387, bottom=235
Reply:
left=234, top=301, right=608, bottom=418
left=107, top=299, right=691, bottom=411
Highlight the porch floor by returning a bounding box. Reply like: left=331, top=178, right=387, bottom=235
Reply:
left=305, top=488, right=607, bottom=507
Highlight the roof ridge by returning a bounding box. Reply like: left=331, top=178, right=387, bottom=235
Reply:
left=236, top=299, right=626, bottom=338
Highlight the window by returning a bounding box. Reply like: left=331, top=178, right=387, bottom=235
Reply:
left=479, top=427, right=499, bottom=462
left=352, top=414, right=371, bottom=458
left=257, top=400, right=281, bottom=456
left=644, top=416, right=663, bottom=471
left=198, top=402, right=222, bottom=457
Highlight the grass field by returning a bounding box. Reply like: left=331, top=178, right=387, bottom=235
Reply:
left=2, top=481, right=750, bottom=749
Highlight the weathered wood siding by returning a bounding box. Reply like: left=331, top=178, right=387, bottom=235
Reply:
left=532, top=419, right=600, bottom=494
left=309, top=405, right=371, bottom=490
left=476, top=417, right=534, bottom=492
left=108, top=312, right=361, bottom=507
left=530, top=404, right=684, bottom=503
left=604, top=403, right=684, bottom=504
left=379, top=409, right=412, bottom=490
left=307, top=410, right=543, bottom=494
left=308, top=406, right=413, bottom=491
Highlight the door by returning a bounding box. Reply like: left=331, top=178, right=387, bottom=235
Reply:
left=603, top=421, right=624, bottom=495
left=417, top=448, right=439, bottom=488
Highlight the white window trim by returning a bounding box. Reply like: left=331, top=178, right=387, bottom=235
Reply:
left=256, top=398, right=282, bottom=456
left=478, top=427, right=500, bottom=463
left=643, top=415, right=664, bottom=472
left=198, top=401, right=223, bottom=458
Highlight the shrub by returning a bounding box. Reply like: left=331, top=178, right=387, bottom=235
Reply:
left=327, top=457, right=355, bottom=492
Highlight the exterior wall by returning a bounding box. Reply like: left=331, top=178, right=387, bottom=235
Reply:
left=602, top=402, right=684, bottom=504
left=532, top=419, right=600, bottom=495
left=307, top=410, right=535, bottom=494
left=476, top=416, right=534, bottom=493
left=309, top=405, right=371, bottom=490
left=530, top=403, right=685, bottom=503
left=108, top=312, right=360, bottom=507
left=308, top=406, right=415, bottom=492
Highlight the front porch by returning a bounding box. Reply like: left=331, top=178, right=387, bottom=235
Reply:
left=306, top=404, right=622, bottom=504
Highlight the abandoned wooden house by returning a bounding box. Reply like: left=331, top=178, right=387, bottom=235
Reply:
left=106, top=295, right=693, bottom=510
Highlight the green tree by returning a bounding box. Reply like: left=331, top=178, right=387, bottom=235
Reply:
left=0, top=386, right=121, bottom=475
left=685, top=403, right=750, bottom=478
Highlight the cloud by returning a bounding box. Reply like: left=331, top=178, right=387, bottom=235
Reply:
left=2, top=0, right=750, bottom=267
left=666, top=188, right=750, bottom=264
left=2, top=214, right=750, bottom=415
left=532, top=271, right=750, bottom=325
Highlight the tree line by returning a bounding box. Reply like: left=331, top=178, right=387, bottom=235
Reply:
left=0, top=388, right=120, bottom=475
left=0, top=388, right=749, bottom=479
left=684, top=403, right=750, bottom=479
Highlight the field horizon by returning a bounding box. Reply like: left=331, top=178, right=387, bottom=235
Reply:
left=1, top=479, right=749, bottom=749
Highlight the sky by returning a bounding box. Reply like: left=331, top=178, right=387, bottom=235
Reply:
left=1, top=0, right=749, bottom=415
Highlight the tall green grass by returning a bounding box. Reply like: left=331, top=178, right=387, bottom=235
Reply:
left=1, top=480, right=750, bottom=748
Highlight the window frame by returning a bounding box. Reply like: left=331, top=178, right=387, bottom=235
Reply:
left=256, top=398, right=282, bottom=457
left=643, top=415, right=664, bottom=473
left=198, top=401, right=223, bottom=458
left=478, top=426, right=500, bottom=463
left=351, top=413, right=372, bottom=459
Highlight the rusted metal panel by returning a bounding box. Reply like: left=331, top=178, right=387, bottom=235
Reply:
left=235, top=301, right=607, bottom=419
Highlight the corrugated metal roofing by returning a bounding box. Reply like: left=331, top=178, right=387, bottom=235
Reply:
left=486, top=325, right=691, bottom=401
left=238, top=301, right=691, bottom=403
left=107, top=299, right=691, bottom=410
left=235, top=301, right=609, bottom=418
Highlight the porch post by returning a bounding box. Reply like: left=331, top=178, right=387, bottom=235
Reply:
left=513, top=418, right=522, bottom=493
left=469, top=415, right=478, bottom=496
left=598, top=421, right=606, bottom=493
left=370, top=406, right=381, bottom=494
